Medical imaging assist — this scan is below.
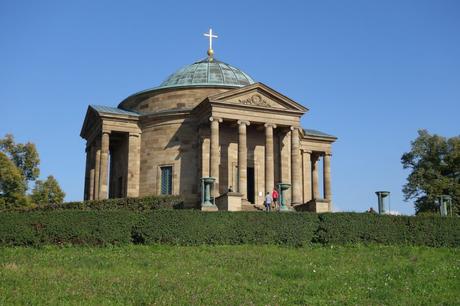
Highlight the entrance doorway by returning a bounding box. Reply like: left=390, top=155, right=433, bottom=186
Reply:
left=247, top=167, right=255, bottom=204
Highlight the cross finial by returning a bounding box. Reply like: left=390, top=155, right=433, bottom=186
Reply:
left=204, top=28, right=218, bottom=60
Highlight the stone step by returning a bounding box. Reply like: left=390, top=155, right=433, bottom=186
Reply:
left=241, top=204, right=265, bottom=212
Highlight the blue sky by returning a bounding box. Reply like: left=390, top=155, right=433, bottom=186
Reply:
left=1, top=0, right=459, bottom=215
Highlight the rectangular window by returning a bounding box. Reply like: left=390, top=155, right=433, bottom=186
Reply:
left=160, top=166, right=173, bottom=195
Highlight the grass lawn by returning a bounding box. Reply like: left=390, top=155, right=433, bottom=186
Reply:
left=0, top=244, right=458, bottom=305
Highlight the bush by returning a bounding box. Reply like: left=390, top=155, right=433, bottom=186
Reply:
left=0, top=210, right=458, bottom=247
left=133, top=211, right=319, bottom=246
left=316, top=213, right=460, bottom=247
left=16, top=195, right=184, bottom=211
left=0, top=211, right=319, bottom=247
left=0, top=211, right=141, bottom=246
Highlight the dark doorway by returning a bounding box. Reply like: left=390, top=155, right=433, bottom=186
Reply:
left=247, top=167, right=255, bottom=204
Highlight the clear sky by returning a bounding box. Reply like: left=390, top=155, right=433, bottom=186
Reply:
left=1, top=0, right=459, bottom=215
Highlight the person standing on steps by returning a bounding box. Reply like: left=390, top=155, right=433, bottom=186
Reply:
left=272, top=188, right=279, bottom=211
left=264, top=192, right=272, bottom=212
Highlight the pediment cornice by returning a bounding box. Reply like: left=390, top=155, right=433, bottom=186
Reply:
left=206, top=82, right=309, bottom=114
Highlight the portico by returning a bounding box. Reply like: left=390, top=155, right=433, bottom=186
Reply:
left=81, top=106, right=141, bottom=200
left=193, top=83, right=336, bottom=209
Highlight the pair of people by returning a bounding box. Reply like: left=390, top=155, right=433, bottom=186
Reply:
left=264, top=188, right=279, bottom=212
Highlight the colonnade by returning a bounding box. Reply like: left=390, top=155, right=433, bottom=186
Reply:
left=305, top=151, right=332, bottom=203
left=84, top=131, right=140, bottom=200
left=207, top=117, right=332, bottom=205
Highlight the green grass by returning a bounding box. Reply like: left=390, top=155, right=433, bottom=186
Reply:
left=0, top=245, right=458, bottom=305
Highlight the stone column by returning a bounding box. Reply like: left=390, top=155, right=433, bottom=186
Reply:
left=323, top=153, right=332, bottom=201
left=209, top=117, right=222, bottom=196
left=302, top=150, right=312, bottom=203
left=127, top=133, right=140, bottom=197
left=88, top=145, right=95, bottom=200
left=264, top=123, right=276, bottom=194
left=98, top=131, right=110, bottom=200
left=84, top=146, right=90, bottom=200
left=201, top=138, right=210, bottom=178
left=238, top=120, right=250, bottom=199
left=312, top=154, right=320, bottom=199
left=291, top=127, right=302, bottom=205
left=93, top=139, right=101, bottom=200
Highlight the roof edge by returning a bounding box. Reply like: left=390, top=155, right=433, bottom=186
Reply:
left=302, top=128, right=337, bottom=140
left=117, top=84, right=244, bottom=109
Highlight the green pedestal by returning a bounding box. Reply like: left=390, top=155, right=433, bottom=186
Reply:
left=201, top=177, right=216, bottom=208
left=277, top=183, right=292, bottom=212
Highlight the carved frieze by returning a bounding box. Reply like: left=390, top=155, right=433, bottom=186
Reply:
left=238, top=94, right=272, bottom=107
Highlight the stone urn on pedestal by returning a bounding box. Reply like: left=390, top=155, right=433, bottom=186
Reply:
left=277, top=183, right=292, bottom=212
left=201, top=177, right=217, bottom=211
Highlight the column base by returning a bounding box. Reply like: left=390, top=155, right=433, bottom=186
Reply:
left=201, top=205, right=218, bottom=212
left=293, top=199, right=331, bottom=213
left=279, top=205, right=293, bottom=212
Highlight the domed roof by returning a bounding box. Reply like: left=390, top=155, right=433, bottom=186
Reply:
left=158, top=58, right=255, bottom=89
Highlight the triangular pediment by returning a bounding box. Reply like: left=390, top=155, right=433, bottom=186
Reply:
left=207, top=82, right=308, bottom=113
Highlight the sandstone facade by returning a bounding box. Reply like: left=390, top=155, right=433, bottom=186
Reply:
left=80, top=58, right=336, bottom=211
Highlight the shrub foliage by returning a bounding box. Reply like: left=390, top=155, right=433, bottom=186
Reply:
left=20, top=195, right=184, bottom=211
left=133, top=211, right=318, bottom=246
left=0, top=209, right=458, bottom=247
left=315, top=213, right=460, bottom=247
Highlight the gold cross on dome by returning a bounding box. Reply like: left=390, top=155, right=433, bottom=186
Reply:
left=204, top=28, right=218, bottom=58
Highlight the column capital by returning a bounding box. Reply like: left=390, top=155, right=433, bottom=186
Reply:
left=128, top=132, right=140, bottom=138
left=290, top=126, right=300, bottom=131
left=302, top=149, right=312, bottom=154
left=264, top=123, right=277, bottom=129
left=324, top=152, right=332, bottom=157
left=209, top=116, right=223, bottom=123
left=101, top=129, right=111, bottom=135
left=237, top=120, right=250, bottom=126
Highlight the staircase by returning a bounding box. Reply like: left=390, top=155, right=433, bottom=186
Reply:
left=241, top=202, right=265, bottom=211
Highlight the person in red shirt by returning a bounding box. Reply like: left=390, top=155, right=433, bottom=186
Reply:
left=272, top=188, right=279, bottom=211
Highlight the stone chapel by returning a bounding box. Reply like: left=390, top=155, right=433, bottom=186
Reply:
left=80, top=30, right=337, bottom=212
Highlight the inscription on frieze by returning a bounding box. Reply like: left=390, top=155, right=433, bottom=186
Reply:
left=238, top=94, right=272, bottom=107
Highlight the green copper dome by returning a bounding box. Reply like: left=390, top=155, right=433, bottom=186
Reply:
left=158, top=58, right=255, bottom=89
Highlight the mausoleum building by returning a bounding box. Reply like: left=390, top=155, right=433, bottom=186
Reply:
left=80, top=32, right=337, bottom=212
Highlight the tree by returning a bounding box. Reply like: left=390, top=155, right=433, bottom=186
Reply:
left=401, top=129, right=460, bottom=214
left=31, top=175, right=66, bottom=206
left=0, top=134, right=40, bottom=183
left=0, top=152, right=28, bottom=208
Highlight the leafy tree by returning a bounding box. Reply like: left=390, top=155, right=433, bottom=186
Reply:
left=401, top=129, right=460, bottom=214
left=31, top=175, right=66, bottom=206
left=0, top=134, right=40, bottom=183
left=0, top=152, right=28, bottom=208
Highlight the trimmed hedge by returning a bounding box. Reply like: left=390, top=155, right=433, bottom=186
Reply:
left=0, top=211, right=458, bottom=247
left=0, top=211, right=140, bottom=246
left=23, top=195, right=184, bottom=211
left=134, top=211, right=319, bottom=246
left=316, top=213, right=460, bottom=247
left=0, top=211, right=318, bottom=247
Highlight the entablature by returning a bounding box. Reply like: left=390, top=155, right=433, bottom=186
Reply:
left=192, top=82, right=306, bottom=127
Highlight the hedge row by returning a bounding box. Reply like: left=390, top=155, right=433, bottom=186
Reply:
left=0, top=211, right=318, bottom=247
left=19, top=195, right=184, bottom=211
left=316, top=213, right=460, bottom=247
left=0, top=211, right=458, bottom=247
